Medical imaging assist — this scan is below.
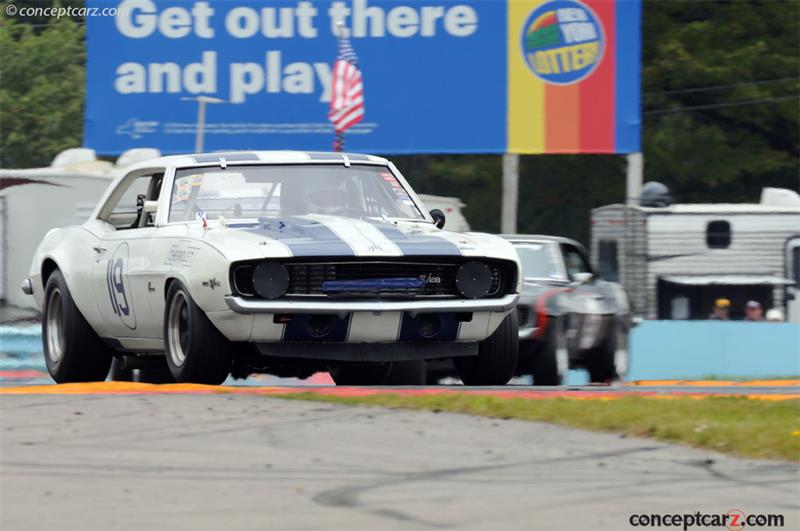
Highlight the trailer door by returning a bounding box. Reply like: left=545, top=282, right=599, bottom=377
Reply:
left=787, top=238, right=800, bottom=324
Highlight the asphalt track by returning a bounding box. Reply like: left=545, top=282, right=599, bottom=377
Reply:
left=1, top=383, right=799, bottom=531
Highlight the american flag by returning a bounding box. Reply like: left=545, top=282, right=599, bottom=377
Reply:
left=328, top=30, right=364, bottom=147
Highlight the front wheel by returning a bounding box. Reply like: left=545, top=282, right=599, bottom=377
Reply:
left=587, top=321, right=629, bottom=383
left=164, top=282, right=232, bottom=384
left=454, top=312, right=519, bottom=386
left=531, top=317, right=568, bottom=386
left=42, top=270, right=112, bottom=383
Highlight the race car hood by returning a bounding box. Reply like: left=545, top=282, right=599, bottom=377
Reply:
left=186, top=215, right=520, bottom=263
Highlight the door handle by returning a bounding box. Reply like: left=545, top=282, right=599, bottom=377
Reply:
left=93, top=246, right=107, bottom=254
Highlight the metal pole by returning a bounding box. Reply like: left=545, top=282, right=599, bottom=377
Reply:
left=501, top=153, right=519, bottom=234
left=626, top=152, right=643, bottom=206
left=195, top=99, right=206, bottom=153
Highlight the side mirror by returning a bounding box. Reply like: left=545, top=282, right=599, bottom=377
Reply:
left=139, top=200, right=159, bottom=227
left=430, top=209, right=446, bottom=229
left=573, top=272, right=594, bottom=284
left=142, top=200, right=158, bottom=215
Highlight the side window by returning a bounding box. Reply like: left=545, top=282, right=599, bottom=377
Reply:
left=598, top=240, right=619, bottom=282
left=105, top=174, right=161, bottom=230
left=561, top=244, right=592, bottom=279
left=706, top=220, right=731, bottom=249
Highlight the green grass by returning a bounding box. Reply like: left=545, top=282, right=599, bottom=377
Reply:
left=694, top=375, right=800, bottom=381
left=281, top=393, right=800, bottom=462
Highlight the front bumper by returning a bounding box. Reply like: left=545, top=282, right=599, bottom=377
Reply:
left=519, top=326, right=540, bottom=340
left=224, top=293, right=519, bottom=315
left=20, top=278, right=33, bottom=295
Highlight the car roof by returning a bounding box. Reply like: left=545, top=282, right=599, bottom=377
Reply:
left=499, top=234, right=583, bottom=248
left=122, top=151, right=389, bottom=173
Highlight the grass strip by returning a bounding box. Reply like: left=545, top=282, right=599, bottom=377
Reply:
left=281, top=393, right=800, bottom=462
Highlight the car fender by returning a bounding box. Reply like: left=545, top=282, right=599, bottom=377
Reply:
left=148, top=237, right=233, bottom=315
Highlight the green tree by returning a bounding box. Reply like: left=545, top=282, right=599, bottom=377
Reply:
left=0, top=12, right=85, bottom=168
left=642, top=0, right=799, bottom=202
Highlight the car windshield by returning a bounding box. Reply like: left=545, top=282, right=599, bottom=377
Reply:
left=168, top=164, right=425, bottom=222
left=514, top=242, right=564, bottom=280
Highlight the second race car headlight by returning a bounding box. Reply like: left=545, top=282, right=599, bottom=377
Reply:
left=455, top=261, right=493, bottom=299
left=252, top=262, right=290, bottom=299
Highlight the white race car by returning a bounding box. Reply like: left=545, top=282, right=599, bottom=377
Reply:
left=24, top=151, right=521, bottom=385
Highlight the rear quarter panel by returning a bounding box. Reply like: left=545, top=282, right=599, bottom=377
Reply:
left=29, top=225, right=102, bottom=327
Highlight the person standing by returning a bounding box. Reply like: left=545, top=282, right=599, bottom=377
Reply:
left=709, top=298, right=731, bottom=320
left=744, top=301, right=765, bottom=321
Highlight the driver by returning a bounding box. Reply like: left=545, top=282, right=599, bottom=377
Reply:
left=305, top=175, right=364, bottom=217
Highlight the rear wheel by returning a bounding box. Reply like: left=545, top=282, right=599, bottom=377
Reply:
left=42, top=270, right=112, bottom=383
left=454, top=312, right=519, bottom=386
left=587, top=321, right=629, bottom=383
left=164, top=282, right=232, bottom=384
left=329, top=364, right=392, bottom=385
left=385, top=360, right=427, bottom=385
left=532, top=317, right=568, bottom=386
left=109, top=357, right=133, bottom=381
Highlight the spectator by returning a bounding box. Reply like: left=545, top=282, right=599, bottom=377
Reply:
left=744, top=301, right=764, bottom=321
left=709, top=298, right=730, bottom=320
left=766, top=308, right=785, bottom=322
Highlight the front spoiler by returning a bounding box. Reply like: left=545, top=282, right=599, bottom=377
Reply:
left=224, top=294, right=519, bottom=315
left=256, top=341, right=478, bottom=362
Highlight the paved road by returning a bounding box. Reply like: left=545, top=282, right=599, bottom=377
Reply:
left=1, top=394, right=798, bottom=531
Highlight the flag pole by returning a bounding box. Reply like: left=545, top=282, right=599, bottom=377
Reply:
left=333, top=20, right=345, bottom=152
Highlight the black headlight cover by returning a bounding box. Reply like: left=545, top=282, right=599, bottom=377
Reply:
left=455, top=261, right=493, bottom=299
left=252, top=262, right=290, bottom=299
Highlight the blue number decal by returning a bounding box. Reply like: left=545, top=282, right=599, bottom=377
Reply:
left=106, top=258, right=129, bottom=316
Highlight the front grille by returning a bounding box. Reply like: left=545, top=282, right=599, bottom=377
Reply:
left=232, top=258, right=514, bottom=300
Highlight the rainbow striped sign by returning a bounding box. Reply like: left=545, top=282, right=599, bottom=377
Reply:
left=85, top=0, right=640, bottom=155
left=508, top=0, right=641, bottom=153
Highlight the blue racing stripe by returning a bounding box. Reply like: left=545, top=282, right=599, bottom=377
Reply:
left=245, top=217, right=354, bottom=257
left=398, top=313, right=459, bottom=342
left=372, top=223, right=461, bottom=256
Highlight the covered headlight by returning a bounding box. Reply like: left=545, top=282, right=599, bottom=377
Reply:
left=252, top=262, right=290, bottom=299
left=455, top=261, right=493, bottom=299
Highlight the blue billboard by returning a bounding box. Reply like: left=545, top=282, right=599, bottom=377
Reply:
left=85, top=0, right=641, bottom=154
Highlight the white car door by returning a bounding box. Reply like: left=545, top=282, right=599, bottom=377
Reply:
left=90, top=172, right=165, bottom=340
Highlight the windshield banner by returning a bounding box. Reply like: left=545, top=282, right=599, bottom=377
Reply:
left=85, top=0, right=641, bottom=154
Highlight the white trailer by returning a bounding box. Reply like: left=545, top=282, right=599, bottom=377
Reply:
left=590, top=189, right=800, bottom=323
left=0, top=149, right=160, bottom=309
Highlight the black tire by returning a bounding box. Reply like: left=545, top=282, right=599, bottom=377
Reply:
left=454, top=311, right=519, bottom=386
left=42, top=269, right=112, bottom=383
left=109, top=357, right=133, bottom=382
left=329, top=364, right=391, bottom=385
left=138, top=357, right=175, bottom=384
left=385, top=360, right=427, bottom=385
left=587, top=321, right=629, bottom=383
left=164, top=282, right=232, bottom=384
left=532, top=317, right=568, bottom=386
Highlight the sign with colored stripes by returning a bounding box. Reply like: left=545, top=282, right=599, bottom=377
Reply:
left=84, top=0, right=640, bottom=154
